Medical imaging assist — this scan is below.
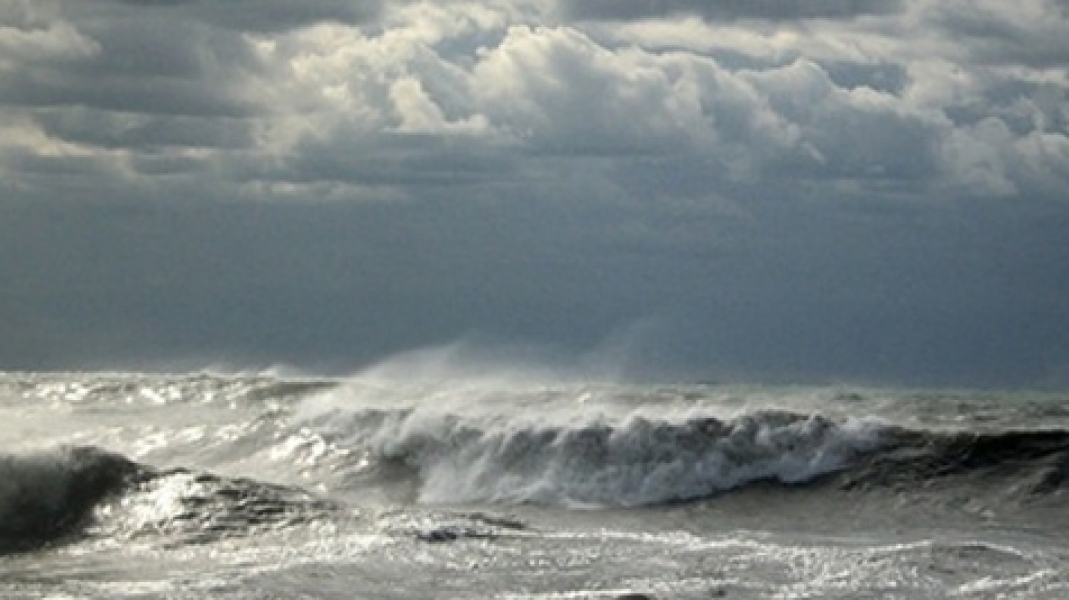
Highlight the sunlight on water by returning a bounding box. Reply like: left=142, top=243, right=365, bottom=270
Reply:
left=1, top=372, right=1068, bottom=598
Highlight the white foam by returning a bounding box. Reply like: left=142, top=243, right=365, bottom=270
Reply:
left=300, top=388, right=893, bottom=507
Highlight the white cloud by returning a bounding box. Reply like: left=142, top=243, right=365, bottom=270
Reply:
left=2, top=0, right=1066, bottom=200
left=470, top=25, right=712, bottom=152
left=941, top=118, right=1019, bottom=196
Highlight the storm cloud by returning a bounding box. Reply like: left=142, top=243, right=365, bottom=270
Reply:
left=556, top=0, right=906, bottom=22
left=1, top=0, right=1067, bottom=387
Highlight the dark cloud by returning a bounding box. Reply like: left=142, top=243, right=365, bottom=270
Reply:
left=0, top=17, right=261, bottom=118
left=32, top=108, right=254, bottom=152
left=0, top=70, right=257, bottom=117
left=822, top=61, right=908, bottom=95
left=3, top=187, right=1066, bottom=387
left=1, top=0, right=1068, bottom=387
left=272, top=136, right=520, bottom=187
left=558, top=0, right=905, bottom=22
left=924, top=0, right=1069, bottom=69
left=84, top=0, right=382, bottom=32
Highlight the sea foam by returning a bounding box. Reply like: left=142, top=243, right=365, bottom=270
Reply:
left=303, top=397, right=893, bottom=507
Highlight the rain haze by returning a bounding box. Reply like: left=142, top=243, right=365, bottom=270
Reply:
left=2, top=0, right=1068, bottom=388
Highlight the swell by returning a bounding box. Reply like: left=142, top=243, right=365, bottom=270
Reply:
left=5, top=424, right=1067, bottom=554
left=101, top=468, right=343, bottom=546
left=0, top=446, right=142, bottom=553
left=0, top=444, right=532, bottom=556
left=0, top=446, right=339, bottom=554
left=838, top=428, right=1069, bottom=496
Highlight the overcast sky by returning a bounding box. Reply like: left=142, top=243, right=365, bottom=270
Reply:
left=2, top=0, right=1067, bottom=388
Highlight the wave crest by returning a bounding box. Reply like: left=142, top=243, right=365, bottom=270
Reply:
left=312, top=408, right=893, bottom=507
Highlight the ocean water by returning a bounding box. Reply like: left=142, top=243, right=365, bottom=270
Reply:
left=1, top=370, right=1068, bottom=599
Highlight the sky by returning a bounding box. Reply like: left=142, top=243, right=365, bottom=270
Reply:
left=1, top=0, right=1068, bottom=388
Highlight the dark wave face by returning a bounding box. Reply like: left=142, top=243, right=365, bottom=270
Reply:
left=0, top=447, right=346, bottom=554
left=0, top=446, right=141, bottom=552
left=839, top=428, right=1069, bottom=497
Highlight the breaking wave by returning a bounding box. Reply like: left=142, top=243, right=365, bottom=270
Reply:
left=302, top=404, right=1069, bottom=507
left=5, top=420, right=1069, bottom=554
left=6, top=373, right=1069, bottom=555
left=304, top=407, right=889, bottom=506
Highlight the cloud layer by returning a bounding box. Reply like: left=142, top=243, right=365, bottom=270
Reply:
left=2, top=0, right=1068, bottom=386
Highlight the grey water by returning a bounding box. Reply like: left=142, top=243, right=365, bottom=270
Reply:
left=1, top=370, right=1068, bottom=599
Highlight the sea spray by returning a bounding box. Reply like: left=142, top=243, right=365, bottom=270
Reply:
left=300, top=397, right=894, bottom=506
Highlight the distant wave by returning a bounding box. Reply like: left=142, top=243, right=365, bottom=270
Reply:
left=3, top=372, right=339, bottom=408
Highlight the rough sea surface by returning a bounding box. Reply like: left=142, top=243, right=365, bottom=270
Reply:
left=1, top=370, right=1068, bottom=599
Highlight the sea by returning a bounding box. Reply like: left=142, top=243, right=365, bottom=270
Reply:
left=1, top=368, right=1068, bottom=599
